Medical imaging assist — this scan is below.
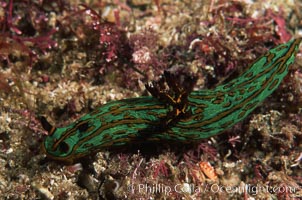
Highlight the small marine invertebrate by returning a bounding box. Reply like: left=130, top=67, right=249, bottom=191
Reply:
left=40, top=38, right=302, bottom=164
left=199, top=161, right=217, bottom=181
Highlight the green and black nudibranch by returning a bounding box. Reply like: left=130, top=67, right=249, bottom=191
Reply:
left=41, top=38, right=301, bottom=163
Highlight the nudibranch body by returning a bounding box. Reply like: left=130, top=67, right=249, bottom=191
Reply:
left=41, top=38, right=301, bottom=163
